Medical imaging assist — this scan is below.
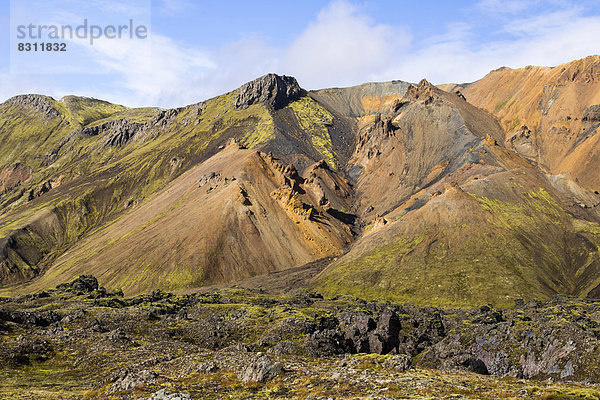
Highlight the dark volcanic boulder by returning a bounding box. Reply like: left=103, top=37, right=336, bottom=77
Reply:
left=56, top=275, right=99, bottom=293
left=1, top=308, right=60, bottom=327
left=340, top=308, right=402, bottom=354
left=0, top=337, right=54, bottom=367
left=340, top=311, right=376, bottom=353
left=415, top=298, right=600, bottom=381
left=304, top=329, right=348, bottom=356
left=235, top=74, right=302, bottom=110
left=368, top=309, right=402, bottom=354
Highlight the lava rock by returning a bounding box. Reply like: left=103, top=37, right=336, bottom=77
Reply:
left=3, top=309, right=61, bottom=327
left=56, top=275, right=99, bottom=293
left=267, top=340, right=301, bottom=355
left=1, top=337, right=54, bottom=366
left=383, top=354, right=412, bottom=372
left=141, top=389, right=191, bottom=400
left=369, top=309, right=401, bottom=354
left=235, top=74, right=302, bottom=110
left=197, top=361, right=219, bottom=373
left=79, top=119, right=142, bottom=147
left=109, top=369, right=158, bottom=393
left=304, top=329, right=348, bottom=356
left=238, top=354, right=284, bottom=383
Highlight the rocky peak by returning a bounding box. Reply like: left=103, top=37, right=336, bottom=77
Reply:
left=405, top=79, right=440, bottom=104
left=4, top=94, right=61, bottom=119
left=235, top=74, right=303, bottom=110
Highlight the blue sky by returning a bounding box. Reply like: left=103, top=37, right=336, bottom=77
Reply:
left=0, top=0, right=599, bottom=108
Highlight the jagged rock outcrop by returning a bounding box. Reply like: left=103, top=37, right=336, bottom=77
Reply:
left=235, top=73, right=302, bottom=110
left=56, top=275, right=99, bottom=293
left=417, top=300, right=600, bottom=380
left=79, top=119, right=143, bottom=147
left=109, top=369, right=158, bottom=393
left=27, top=175, right=64, bottom=200
left=4, top=94, right=60, bottom=118
left=506, top=125, right=536, bottom=159
left=144, top=108, right=182, bottom=131
left=405, top=79, right=439, bottom=104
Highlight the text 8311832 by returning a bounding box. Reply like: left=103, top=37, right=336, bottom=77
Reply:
left=17, top=42, right=67, bottom=52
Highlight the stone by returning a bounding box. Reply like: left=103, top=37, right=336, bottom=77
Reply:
left=304, top=329, right=348, bottom=356
left=79, top=118, right=142, bottom=147
left=109, top=369, right=158, bottom=393
left=268, top=340, right=300, bottom=355
left=140, top=389, right=191, bottom=400
left=383, top=354, right=412, bottom=372
left=56, top=275, right=99, bottom=293
left=239, top=354, right=284, bottom=383
left=197, top=361, right=219, bottom=373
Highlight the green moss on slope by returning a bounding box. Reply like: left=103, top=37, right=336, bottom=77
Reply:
left=54, top=96, right=126, bottom=127
left=0, top=89, right=284, bottom=290
left=314, top=188, right=600, bottom=308
left=289, top=97, right=338, bottom=169
left=87, top=107, right=160, bottom=127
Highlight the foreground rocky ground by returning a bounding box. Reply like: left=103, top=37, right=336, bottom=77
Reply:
left=1, top=276, right=600, bottom=399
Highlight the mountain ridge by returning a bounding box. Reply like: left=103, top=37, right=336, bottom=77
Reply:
left=1, top=57, right=600, bottom=307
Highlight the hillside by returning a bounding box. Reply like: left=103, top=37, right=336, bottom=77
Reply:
left=1, top=60, right=600, bottom=307
left=313, top=78, right=600, bottom=307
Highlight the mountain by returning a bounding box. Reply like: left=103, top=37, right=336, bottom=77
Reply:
left=451, top=55, right=600, bottom=189
left=1, top=59, right=600, bottom=307
left=313, top=77, right=600, bottom=307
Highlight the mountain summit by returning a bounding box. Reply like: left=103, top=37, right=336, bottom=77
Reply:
left=235, top=73, right=303, bottom=109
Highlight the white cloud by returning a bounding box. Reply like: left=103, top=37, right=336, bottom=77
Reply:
left=376, top=10, right=600, bottom=85
left=78, top=34, right=216, bottom=106
left=281, top=0, right=411, bottom=89
left=72, top=33, right=281, bottom=107
left=502, top=8, right=582, bottom=37
left=158, top=0, right=194, bottom=16
left=1, top=0, right=599, bottom=108
left=476, top=0, right=540, bottom=14
left=279, top=0, right=600, bottom=88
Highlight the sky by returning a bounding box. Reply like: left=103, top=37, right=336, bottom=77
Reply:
left=0, top=0, right=599, bottom=108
